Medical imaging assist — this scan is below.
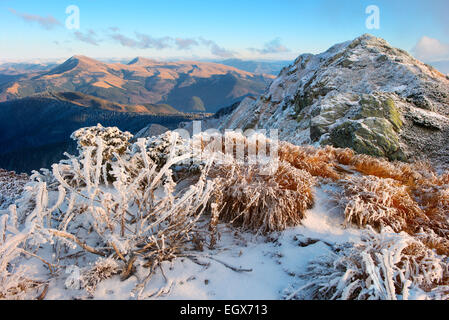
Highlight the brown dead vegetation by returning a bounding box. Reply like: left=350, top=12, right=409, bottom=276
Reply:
left=276, top=141, right=449, bottom=254
left=198, top=135, right=448, bottom=242
left=210, top=161, right=315, bottom=233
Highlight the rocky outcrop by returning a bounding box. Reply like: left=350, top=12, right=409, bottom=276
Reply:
left=217, top=34, right=449, bottom=165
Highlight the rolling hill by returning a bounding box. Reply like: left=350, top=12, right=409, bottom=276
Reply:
left=43, top=91, right=183, bottom=115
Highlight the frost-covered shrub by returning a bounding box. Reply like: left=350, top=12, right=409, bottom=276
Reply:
left=0, top=170, right=29, bottom=210
left=140, top=131, right=189, bottom=167
left=337, top=175, right=426, bottom=232
left=210, top=161, right=316, bottom=233
left=285, top=227, right=449, bottom=300
left=0, top=128, right=215, bottom=299
left=189, top=130, right=318, bottom=233
left=71, top=124, right=133, bottom=162
left=128, top=131, right=204, bottom=182
left=331, top=173, right=449, bottom=256
left=0, top=205, right=47, bottom=299
left=414, top=179, right=449, bottom=239
left=80, top=258, right=121, bottom=295
left=58, top=124, right=135, bottom=186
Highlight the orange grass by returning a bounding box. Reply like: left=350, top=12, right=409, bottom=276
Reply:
left=210, top=161, right=316, bottom=233
left=275, top=141, right=449, bottom=251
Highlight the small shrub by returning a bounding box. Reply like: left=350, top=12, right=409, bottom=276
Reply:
left=285, top=227, right=449, bottom=300
left=71, top=124, right=132, bottom=162
left=80, top=258, right=121, bottom=295
left=210, top=161, right=316, bottom=233
left=336, top=175, right=426, bottom=233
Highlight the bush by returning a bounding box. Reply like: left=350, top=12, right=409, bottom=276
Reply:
left=284, top=227, right=449, bottom=300
left=0, top=128, right=215, bottom=299
left=210, top=161, right=315, bottom=233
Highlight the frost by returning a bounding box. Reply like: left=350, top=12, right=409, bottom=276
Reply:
left=285, top=227, right=449, bottom=300
left=0, top=125, right=448, bottom=300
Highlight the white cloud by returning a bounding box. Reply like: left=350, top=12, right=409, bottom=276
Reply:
left=413, top=36, right=449, bottom=62
left=74, top=29, right=100, bottom=46
left=249, top=38, right=290, bottom=55
left=9, top=8, right=62, bottom=30
left=175, top=38, right=199, bottom=50
left=199, top=38, right=235, bottom=58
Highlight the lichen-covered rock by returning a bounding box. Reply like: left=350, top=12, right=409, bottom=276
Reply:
left=328, top=118, right=406, bottom=161
left=356, top=95, right=403, bottom=131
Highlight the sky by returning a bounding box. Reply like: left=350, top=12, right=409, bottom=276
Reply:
left=0, top=0, right=448, bottom=63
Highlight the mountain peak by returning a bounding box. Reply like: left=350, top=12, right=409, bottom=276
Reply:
left=127, top=57, right=158, bottom=66
left=347, top=33, right=393, bottom=50
left=44, top=55, right=106, bottom=76
left=218, top=34, right=449, bottom=165
left=67, top=55, right=100, bottom=64
left=354, top=33, right=380, bottom=42
left=69, top=54, right=88, bottom=60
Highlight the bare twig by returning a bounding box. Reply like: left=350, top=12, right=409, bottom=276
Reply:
left=47, top=229, right=106, bottom=257
left=181, top=254, right=252, bottom=273
left=36, top=284, right=49, bottom=300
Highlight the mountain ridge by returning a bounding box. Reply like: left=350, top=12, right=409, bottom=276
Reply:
left=32, top=91, right=184, bottom=115
left=213, top=34, right=449, bottom=165
left=0, top=56, right=274, bottom=113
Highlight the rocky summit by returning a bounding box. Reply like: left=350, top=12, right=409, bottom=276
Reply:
left=216, top=34, right=449, bottom=166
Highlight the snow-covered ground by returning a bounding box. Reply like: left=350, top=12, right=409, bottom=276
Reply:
left=37, top=186, right=361, bottom=300
left=1, top=127, right=448, bottom=300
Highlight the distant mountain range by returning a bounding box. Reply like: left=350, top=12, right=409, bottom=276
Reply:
left=0, top=55, right=273, bottom=173
left=0, top=62, right=58, bottom=75
left=0, top=56, right=274, bottom=113
left=214, top=59, right=291, bottom=76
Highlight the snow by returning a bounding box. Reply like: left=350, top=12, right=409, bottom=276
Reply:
left=40, top=185, right=361, bottom=300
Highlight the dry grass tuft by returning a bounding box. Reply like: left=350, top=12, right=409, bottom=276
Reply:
left=278, top=143, right=343, bottom=180
left=210, top=161, right=316, bottom=233
left=336, top=176, right=427, bottom=233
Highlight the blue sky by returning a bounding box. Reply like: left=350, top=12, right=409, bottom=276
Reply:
left=0, top=0, right=448, bottom=62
